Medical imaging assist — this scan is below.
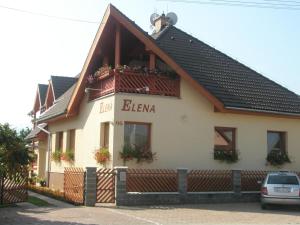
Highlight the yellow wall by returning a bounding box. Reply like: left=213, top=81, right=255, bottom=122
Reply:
left=36, top=140, right=47, bottom=178
left=48, top=94, right=115, bottom=173
left=46, top=79, right=300, bottom=172
left=113, top=79, right=300, bottom=170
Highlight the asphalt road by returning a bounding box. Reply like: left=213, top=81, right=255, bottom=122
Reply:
left=1, top=193, right=300, bottom=225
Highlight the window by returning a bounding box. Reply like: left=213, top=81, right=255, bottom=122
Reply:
left=124, top=122, right=151, bottom=150
left=267, top=131, right=286, bottom=153
left=214, top=127, right=236, bottom=151
left=56, top=132, right=63, bottom=152
left=267, top=175, right=298, bottom=185
left=100, top=122, right=110, bottom=148
left=68, top=129, right=76, bottom=152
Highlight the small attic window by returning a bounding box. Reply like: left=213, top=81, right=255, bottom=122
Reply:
left=189, top=39, right=193, bottom=43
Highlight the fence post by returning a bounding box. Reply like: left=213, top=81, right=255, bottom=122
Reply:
left=114, top=166, right=128, bottom=206
left=232, top=170, right=241, bottom=194
left=177, top=168, right=188, bottom=203
left=84, top=167, right=97, bottom=206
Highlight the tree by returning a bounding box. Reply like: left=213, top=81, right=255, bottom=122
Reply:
left=0, top=123, right=33, bottom=177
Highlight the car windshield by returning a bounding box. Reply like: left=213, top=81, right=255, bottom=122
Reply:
left=267, top=175, right=299, bottom=185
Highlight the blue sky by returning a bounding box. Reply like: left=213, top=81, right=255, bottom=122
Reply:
left=0, top=0, right=299, bottom=129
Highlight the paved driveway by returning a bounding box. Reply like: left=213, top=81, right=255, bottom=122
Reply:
left=1, top=194, right=300, bottom=225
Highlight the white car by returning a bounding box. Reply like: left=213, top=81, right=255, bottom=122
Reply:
left=261, top=172, right=300, bottom=209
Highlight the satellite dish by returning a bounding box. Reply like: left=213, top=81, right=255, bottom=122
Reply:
left=150, top=13, right=159, bottom=26
left=166, top=12, right=178, bottom=25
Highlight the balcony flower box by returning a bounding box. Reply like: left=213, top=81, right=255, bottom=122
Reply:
left=94, top=66, right=113, bottom=80
left=266, top=150, right=290, bottom=166
left=214, top=149, right=238, bottom=163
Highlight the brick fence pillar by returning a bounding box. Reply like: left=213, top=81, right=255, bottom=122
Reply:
left=114, top=166, right=128, bottom=206
left=232, top=170, right=241, bottom=194
left=84, top=167, right=97, bottom=206
left=177, top=168, right=188, bottom=203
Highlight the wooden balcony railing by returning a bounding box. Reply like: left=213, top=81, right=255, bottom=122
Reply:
left=88, top=70, right=180, bottom=100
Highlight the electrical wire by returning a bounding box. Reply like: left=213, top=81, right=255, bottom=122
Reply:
left=0, top=4, right=101, bottom=24
left=157, top=0, right=300, bottom=10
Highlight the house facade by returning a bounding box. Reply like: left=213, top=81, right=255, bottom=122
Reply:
left=26, top=4, right=300, bottom=191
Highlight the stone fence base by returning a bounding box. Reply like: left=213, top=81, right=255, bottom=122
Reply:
left=117, top=192, right=260, bottom=206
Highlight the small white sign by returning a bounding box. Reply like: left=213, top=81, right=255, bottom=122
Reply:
left=120, top=171, right=126, bottom=181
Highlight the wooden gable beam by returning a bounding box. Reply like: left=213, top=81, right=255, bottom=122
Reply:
left=115, top=23, right=121, bottom=68
left=67, top=5, right=111, bottom=116
left=44, top=81, right=55, bottom=110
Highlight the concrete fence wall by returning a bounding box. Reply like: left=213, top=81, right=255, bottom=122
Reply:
left=83, top=167, right=262, bottom=206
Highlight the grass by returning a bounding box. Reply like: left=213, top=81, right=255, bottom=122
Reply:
left=27, top=196, right=51, bottom=207
left=0, top=203, right=16, bottom=208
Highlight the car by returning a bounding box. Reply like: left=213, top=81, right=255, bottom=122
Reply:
left=260, top=171, right=300, bottom=209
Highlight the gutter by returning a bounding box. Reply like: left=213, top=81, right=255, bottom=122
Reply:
left=36, top=124, right=52, bottom=187
left=225, top=106, right=300, bottom=117
left=37, top=111, right=67, bottom=123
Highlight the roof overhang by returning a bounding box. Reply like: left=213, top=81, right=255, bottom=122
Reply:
left=25, top=123, right=48, bottom=140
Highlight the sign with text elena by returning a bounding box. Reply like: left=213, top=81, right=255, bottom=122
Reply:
left=121, top=99, right=155, bottom=113
left=100, top=102, right=112, bottom=113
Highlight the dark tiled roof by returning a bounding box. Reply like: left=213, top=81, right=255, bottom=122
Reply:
left=25, top=123, right=47, bottom=140
left=38, top=83, right=76, bottom=122
left=51, top=76, right=78, bottom=100
left=38, top=84, right=48, bottom=106
left=153, top=26, right=300, bottom=115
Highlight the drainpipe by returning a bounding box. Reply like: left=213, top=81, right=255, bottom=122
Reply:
left=37, top=125, right=51, bottom=187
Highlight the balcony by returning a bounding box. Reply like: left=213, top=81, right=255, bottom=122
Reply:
left=88, top=67, right=180, bottom=100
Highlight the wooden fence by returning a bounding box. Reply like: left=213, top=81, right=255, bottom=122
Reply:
left=64, top=168, right=85, bottom=205
left=127, top=169, right=178, bottom=192
left=241, top=170, right=268, bottom=192
left=0, top=170, right=28, bottom=205
left=125, top=169, right=279, bottom=193
left=187, top=170, right=233, bottom=192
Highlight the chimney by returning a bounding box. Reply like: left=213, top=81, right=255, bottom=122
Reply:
left=154, top=13, right=168, bottom=33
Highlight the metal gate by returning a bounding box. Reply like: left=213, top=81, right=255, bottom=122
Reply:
left=96, top=168, right=115, bottom=203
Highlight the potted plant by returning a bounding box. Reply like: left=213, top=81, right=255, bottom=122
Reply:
left=120, top=145, right=156, bottom=164
left=52, top=151, right=62, bottom=163
left=94, top=66, right=113, bottom=79
left=266, top=150, right=290, bottom=166
left=120, top=145, right=136, bottom=163
left=61, top=150, right=74, bottom=163
left=95, top=147, right=110, bottom=166
left=37, top=177, right=47, bottom=187
left=28, top=172, right=37, bottom=185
